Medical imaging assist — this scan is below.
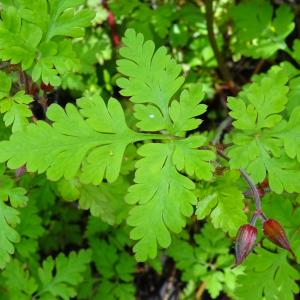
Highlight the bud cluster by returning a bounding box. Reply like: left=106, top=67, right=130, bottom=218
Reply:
left=235, top=214, right=293, bottom=266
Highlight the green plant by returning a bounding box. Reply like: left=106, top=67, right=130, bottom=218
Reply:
left=0, top=0, right=300, bottom=299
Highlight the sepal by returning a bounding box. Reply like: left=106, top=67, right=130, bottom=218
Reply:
left=263, top=219, right=293, bottom=254
left=235, top=224, right=257, bottom=265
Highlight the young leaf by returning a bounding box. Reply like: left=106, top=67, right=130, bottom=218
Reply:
left=169, top=85, right=206, bottom=135
left=0, top=6, right=42, bottom=69
left=0, top=1, right=94, bottom=85
left=228, top=70, right=288, bottom=130
left=0, top=71, right=33, bottom=132
left=2, top=259, right=37, bottom=299
left=196, top=171, right=247, bottom=236
left=168, top=224, right=243, bottom=299
left=231, top=0, right=294, bottom=58
left=32, top=40, right=77, bottom=86
left=227, top=68, right=300, bottom=193
left=117, top=28, right=184, bottom=131
left=45, top=0, right=95, bottom=40
left=37, top=249, right=92, bottom=299
left=0, top=169, right=28, bottom=208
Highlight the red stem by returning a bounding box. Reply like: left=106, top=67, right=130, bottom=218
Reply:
left=102, top=0, right=120, bottom=47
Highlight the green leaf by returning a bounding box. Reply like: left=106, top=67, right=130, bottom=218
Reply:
left=167, top=223, right=243, bottom=299
left=2, top=259, right=37, bottom=299
left=32, top=40, right=77, bottom=86
left=16, top=200, right=44, bottom=258
left=91, top=240, right=118, bottom=278
left=78, top=178, right=130, bottom=225
left=204, top=272, right=224, bottom=299
left=117, top=28, right=184, bottom=131
left=0, top=7, right=42, bottom=69
left=196, top=171, right=247, bottom=236
left=95, top=281, right=135, bottom=300
left=151, top=4, right=175, bottom=38
left=273, top=106, right=300, bottom=162
left=3, top=0, right=50, bottom=33
left=228, top=70, right=288, bottom=130
left=0, top=170, right=28, bottom=207
left=90, top=238, right=136, bottom=300
left=37, top=249, right=92, bottom=300
left=133, top=104, right=166, bottom=132
left=291, top=39, right=300, bottom=62
left=57, top=178, right=80, bottom=201
left=234, top=249, right=299, bottom=300
left=0, top=1, right=93, bottom=83
left=169, top=85, right=207, bottom=135
left=0, top=91, right=33, bottom=132
left=227, top=67, right=300, bottom=193
left=231, top=0, right=294, bottom=58
left=173, top=135, right=215, bottom=180
left=126, top=142, right=197, bottom=261
left=46, top=0, right=95, bottom=40
left=0, top=95, right=139, bottom=183
left=0, top=71, right=12, bottom=99
left=90, top=240, right=135, bottom=280
left=0, top=200, right=20, bottom=269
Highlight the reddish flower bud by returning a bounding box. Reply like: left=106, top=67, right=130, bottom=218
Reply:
left=235, top=224, right=257, bottom=265
left=263, top=219, right=292, bottom=252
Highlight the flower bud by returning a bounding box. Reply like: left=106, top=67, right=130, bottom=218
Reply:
left=235, top=224, right=257, bottom=265
left=263, top=219, right=292, bottom=252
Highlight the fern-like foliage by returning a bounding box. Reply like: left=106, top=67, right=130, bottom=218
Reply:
left=0, top=71, right=33, bottom=132
left=0, top=0, right=94, bottom=85
left=1, top=249, right=91, bottom=299
left=235, top=249, right=299, bottom=300
left=168, top=223, right=244, bottom=299
left=196, top=171, right=247, bottom=236
left=0, top=166, right=28, bottom=268
left=227, top=67, right=300, bottom=193
left=231, top=0, right=294, bottom=59
left=117, top=29, right=215, bottom=260
left=0, top=29, right=215, bottom=261
left=0, top=95, right=140, bottom=182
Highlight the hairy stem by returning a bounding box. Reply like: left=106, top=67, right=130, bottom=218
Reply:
left=212, top=116, right=232, bottom=145
left=216, top=148, right=262, bottom=211
left=204, top=0, right=232, bottom=82
left=239, top=168, right=261, bottom=210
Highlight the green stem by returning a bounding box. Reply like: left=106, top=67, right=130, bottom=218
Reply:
left=132, top=132, right=181, bottom=142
